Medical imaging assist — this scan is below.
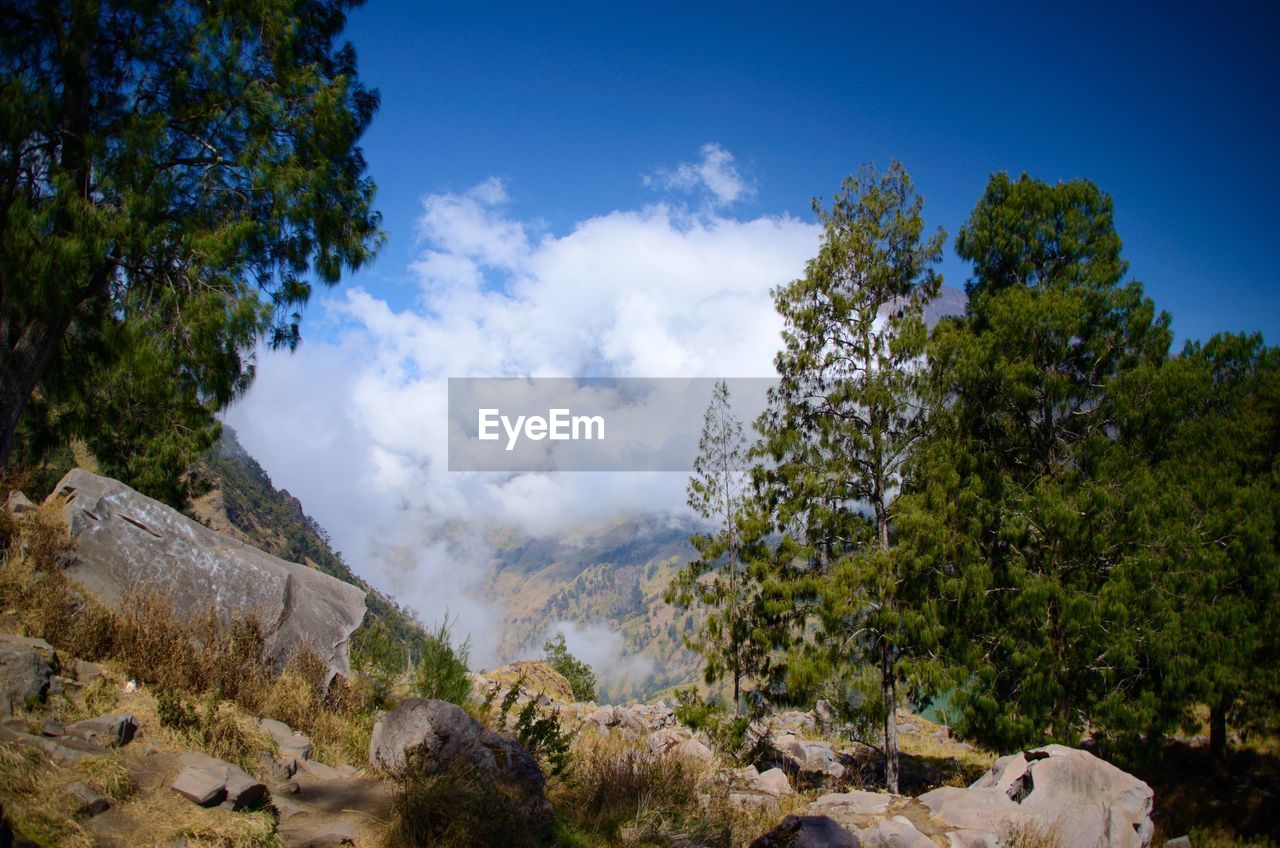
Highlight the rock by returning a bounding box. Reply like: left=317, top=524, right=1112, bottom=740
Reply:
left=1163, top=839, right=1190, bottom=848
left=171, top=766, right=227, bottom=807
left=851, top=817, right=934, bottom=848
left=256, top=750, right=296, bottom=783
left=814, top=699, right=838, bottom=729
left=0, top=725, right=102, bottom=764
left=0, top=634, right=57, bottom=715
left=49, top=469, right=366, bottom=681
left=368, top=698, right=551, bottom=829
left=297, top=759, right=342, bottom=781
left=648, top=725, right=693, bottom=755
left=768, top=733, right=845, bottom=787
left=65, top=780, right=110, bottom=817
left=65, top=712, right=137, bottom=746
left=171, top=752, right=267, bottom=810
left=752, top=767, right=795, bottom=797
left=259, top=717, right=313, bottom=764
left=676, top=736, right=715, bottom=762
left=280, top=819, right=359, bottom=847
left=920, top=744, right=1154, bottom=848
left=749, top=814, right=859, bottom=848
left=74, top=660, right=103, bottom=685
left=774, top=710, right=818, bottom=734
left=478, top=661, right=575, bottom=703
left=809, top=790, right=897, bottom=822
left=6, top=490, right=35, bottom=515
left=40, top=719, right=64, bottom=737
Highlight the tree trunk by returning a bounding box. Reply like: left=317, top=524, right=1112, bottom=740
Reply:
left=882, top=638, right=899, bottom=793
left=0, top=319, right=67, bottom=467
left=1209, top=697, right=1230, bottom=761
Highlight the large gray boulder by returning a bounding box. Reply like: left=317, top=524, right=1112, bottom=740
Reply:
left=49, top=469, right=366, bottom=680
left=767, top=732, right=845, bottom=788
left=919, top=744, right=1154, bottom=848
left=369, top=698, right=552, bottom=830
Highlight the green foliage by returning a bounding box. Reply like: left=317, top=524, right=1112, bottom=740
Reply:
left=896, top=172, right=1177, bottom=754
left=542, top=633, right=598, bottom=702
left=495, top=677, right=574, bottom=777
left=1143, top=333, right=1280, bottom=757
left=758, top=161, right=947, bottom=791
left=414, top=616, right=472, bottom=706
left=0, top=0, right=383, bottom=495
left=672, top=687, right=755, bottom=763
left=666, top=379, right=772, bottom=715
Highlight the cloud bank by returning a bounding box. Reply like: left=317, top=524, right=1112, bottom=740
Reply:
left=225, top=147, right=818, bottom=665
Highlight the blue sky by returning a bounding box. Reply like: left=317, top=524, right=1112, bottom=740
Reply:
left=334, top=0, right=1280, bottom=344
left=230, top=2, right=1278, bottom=656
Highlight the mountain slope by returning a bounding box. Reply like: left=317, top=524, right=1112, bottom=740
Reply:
left=485, top=516, right=710, bottom=703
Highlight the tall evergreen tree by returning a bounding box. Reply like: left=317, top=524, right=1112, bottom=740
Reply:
left=897, top=173, right=1175, bottom=752
left=1144, top=334, right=1280, bottom=758
left=759, top=162, right=945, bottom=791
left=0, top=0, right=382, bottom=492
left=667, top=379, right=769, bottom=715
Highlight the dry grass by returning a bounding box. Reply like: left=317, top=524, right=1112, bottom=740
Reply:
left=0, top=742, right=96, bottom=848
left=73, top=753, right=137, bottom=802
left=260, top=650, right=377, bottom=767
left=549, top=731, right=768, bottom=848
left=999, top=819, right=1066, bottom=848
left=380, top=744, right=547, bottom=848
left=95, top=783, right=281, bottom=848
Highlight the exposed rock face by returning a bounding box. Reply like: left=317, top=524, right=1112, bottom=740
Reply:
left=778, top=745, right=1154, bottom=848
left=368, top=698, right=552, bottom=830
left=920, top=745, right=1154, bottom=848
left=50, top=469, right=366, bottom=680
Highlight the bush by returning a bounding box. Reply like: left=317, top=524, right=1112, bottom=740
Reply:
left=382, top=745, right=548, bottom=848
left=542, top=633, right=597, bottom=702
left=413, top=616, right=472, bottom=706
left=673, top=687, right=756, bottom=764
left=491, top=677, right=573, bottom=777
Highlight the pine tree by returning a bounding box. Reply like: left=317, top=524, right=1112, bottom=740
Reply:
left=896, top=173, right=1175, bottom=752
left=1145, top=334, right=1280, bottom=758
left=0, top=0, right=382, bottom=489
left=759, top=162, right=945, bottom=791
left=666, top=379, right=769, bottom=715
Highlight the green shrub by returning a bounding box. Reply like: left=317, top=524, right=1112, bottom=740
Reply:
left=542, top=633, right=597, bottom=702
left=413, top=616, right=472, bottom=706
left=493, top=677, right=573, bottom=777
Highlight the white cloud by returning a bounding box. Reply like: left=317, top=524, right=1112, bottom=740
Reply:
left=225, top=146, right=817, bottom=665
left=643, top=142, right=755, bottom=208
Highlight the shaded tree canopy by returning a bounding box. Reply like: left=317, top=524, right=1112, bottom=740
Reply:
left=0, top=0, right=383, bottom=500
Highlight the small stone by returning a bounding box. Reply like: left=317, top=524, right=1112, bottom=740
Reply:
left=66, top=712, right=137, bottom=747
left=171, top=766, right=227, bottom=807
left=65, top=781, right=110, bottom=817
left=1164, top=838, right=1191, bottom=848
